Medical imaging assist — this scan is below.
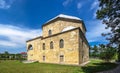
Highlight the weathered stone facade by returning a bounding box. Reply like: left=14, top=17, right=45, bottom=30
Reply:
left=26, top=14, right=89, bottom=65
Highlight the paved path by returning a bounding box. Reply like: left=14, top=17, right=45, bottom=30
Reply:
left=98, top=64, right=120, bottom=73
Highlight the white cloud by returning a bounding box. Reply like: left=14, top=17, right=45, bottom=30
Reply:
left=93, top=9, right=97, bottom=18
left=90, top=0, right=99, bottom=18
left=0, top=24, right=41, bottom=48
left=86, top=20, right=110, bottom=43
left=63, top=0, right=83, bottom=10
left=0, top=0, right=15, bottom=9
left=77, top=2, right=82, bottom=9
left=63, top=0, right=73, bottom=7
left=0, top=40, right=17, bottom=47
left=90, top=0, right=99, bottom=10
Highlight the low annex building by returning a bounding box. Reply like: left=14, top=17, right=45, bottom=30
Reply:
left=26, top=14, right=89, bottom=65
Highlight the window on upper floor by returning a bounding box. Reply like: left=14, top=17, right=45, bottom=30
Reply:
left=43, top=43, right=45, bottom=50
left=59, top=39, right=64, bottom=48
left=50, top=41, right=53, bottom=49
left=48, top=30, right=52, bottom=36
left=28, top=44, right=33, bottom=50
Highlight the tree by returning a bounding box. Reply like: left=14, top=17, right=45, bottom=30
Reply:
left=4, top=51, right=9, bottom=60
left=99, top=45, right=117, bottom=62
left=90, top=45, right=99, bottom=58
left=96, top=0, right=120, bottom=61
left=99, top=44, right=105, bottom=53
left=93, top=45, right=99, bottom=57
left=89, top=46, right=93, bottom=57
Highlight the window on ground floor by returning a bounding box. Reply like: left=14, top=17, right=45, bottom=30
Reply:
left=43, top=56, right=45, bottom=61
left=60, top=55, right=64, bottom=62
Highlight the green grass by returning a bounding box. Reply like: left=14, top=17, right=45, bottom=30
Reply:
left=0, top=59, right=118, bottom=73
left=81, top=59, right=118, bottom=73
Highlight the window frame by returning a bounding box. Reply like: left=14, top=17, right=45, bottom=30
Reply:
left=43, top=43, right=45, bottom=50
left=43, top=56, right=45, bottom=61
left=60, top=55, right=64, bottom=62
left=50, top=41, right=53, bottom=49
left=28, top=44, right=33, bottom=50
left=59, top=39, right=64, bottom=48
left=48, top=30, right=52, bottom=36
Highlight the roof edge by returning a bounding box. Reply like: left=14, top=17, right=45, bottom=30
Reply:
left=42, top=14, right=87, bottom=31
left=26, top=36, right=42, bottom=42
left=42, top=14, right=82, bottom=27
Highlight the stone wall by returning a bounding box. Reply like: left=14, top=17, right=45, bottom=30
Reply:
left=26, top=19, right=89, bottom=65
left=42, top=19, right=86, bottom=37
left=27, top=29, right=80, bottom=65
left=27, top=39, right=41, bottom=61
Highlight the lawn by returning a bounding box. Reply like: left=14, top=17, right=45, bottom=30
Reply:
left=0, top=59, right=118, bottom=73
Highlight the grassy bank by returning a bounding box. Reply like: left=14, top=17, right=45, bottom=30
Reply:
left=0, top=59, right=118, bottom=73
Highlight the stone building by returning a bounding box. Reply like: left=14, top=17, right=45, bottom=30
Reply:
left=26, top=14, right=89, bottom=65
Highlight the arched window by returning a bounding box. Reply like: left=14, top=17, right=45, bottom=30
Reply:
left=28, top=44, right=33, bottom=50
left=48, top=30, right=52, bottom=36
left=43, top=43, right=45, bottom=50
left=59, top=39, right=64, bottom=48
left=50, top=41, right=53, bottom=49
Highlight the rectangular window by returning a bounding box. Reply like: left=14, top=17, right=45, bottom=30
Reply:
left=60, top=55, right=64, bottom=62
left=43, top=56, right=45, bottom=61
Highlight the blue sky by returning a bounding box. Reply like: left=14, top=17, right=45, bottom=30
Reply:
left=0, top=0, right=110, bottom=53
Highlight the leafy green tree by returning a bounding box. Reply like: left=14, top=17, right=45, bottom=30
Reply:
left=96, top=0, right=120, bottom=61
left=93, top=45, right=99, bottom=58
left=4, top=51, right=9, bottom=60
left=89, top=47, right=93, bottom=57
left=90, top=45, right=99, bottom=58
left=99, top=46, right=117, bottom=62
left=99, top=44, right=105, bottom=53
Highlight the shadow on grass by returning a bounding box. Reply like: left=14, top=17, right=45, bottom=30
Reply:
left=81, top=62, right=118, bottom=73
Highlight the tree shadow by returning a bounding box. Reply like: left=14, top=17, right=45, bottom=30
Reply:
left=81, top=62, right=118, bottom=73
